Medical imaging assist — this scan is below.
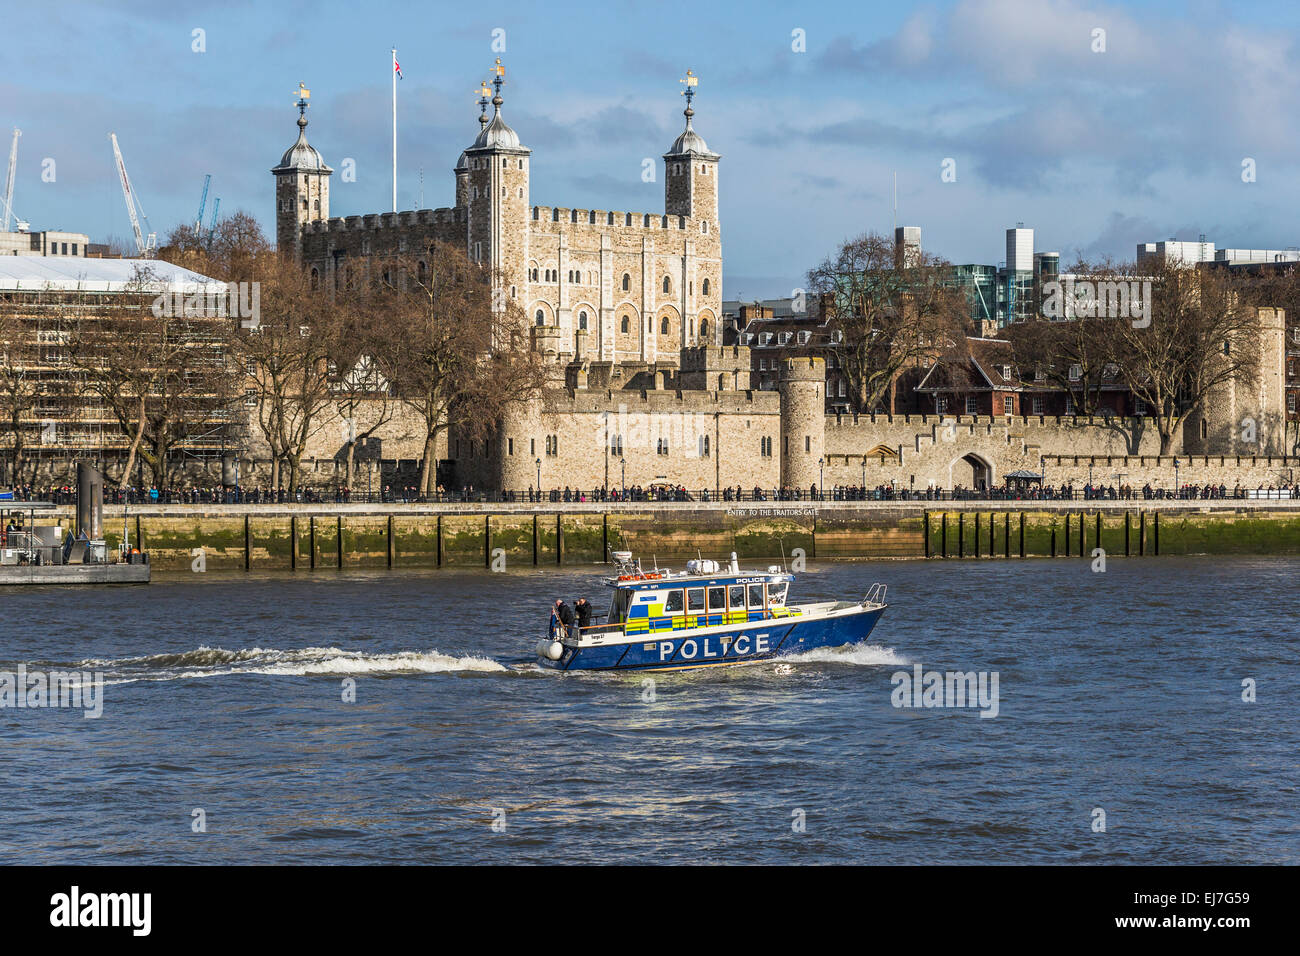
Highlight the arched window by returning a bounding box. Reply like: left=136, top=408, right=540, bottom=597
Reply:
left=662, top=276, right=671, bottom=294
left=578, top=311, right=588, bottom=330
left=620, top=315, right=629, bottom=333
left=535, top=310, right=545, bottom=326
left=310, top=268, right=319, bottom=290
left=702, top=278, right=710, bottom=296
left=700, top=318, right=709, bottom=339
left=622, top=273, right=630, bottom=291
left=661, top=316, right=669, bottom=334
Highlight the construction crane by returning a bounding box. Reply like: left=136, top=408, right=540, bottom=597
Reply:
left=2, top=128, right=21, bottom=232
left=205, top=197, right=220, bottom=249
left=194, top=173, right=211, bottom=233
left=109, top=132, right=156, bottom=256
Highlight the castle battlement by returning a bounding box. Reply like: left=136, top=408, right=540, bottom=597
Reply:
left=530, top=206, right=695, bottom=232
left=305, top=207, right=462, bottom=234
left=541, top=388, right=777, bottom=416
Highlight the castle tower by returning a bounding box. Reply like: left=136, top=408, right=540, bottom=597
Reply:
left=663, top=70, right=720, bottom=224
left=454, top=82, right=492, bottom=211
left=663, top=71, right=722, bottom=350
left=779, top=356, right=826, bottom=491
left=271, top=84, right=331, bottom=262
left=464, top=60, right=530, bottom=311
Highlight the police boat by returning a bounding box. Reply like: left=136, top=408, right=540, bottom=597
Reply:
left=535, top=551, right=887, bottom=672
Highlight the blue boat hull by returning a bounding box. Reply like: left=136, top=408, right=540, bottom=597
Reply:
left=540, top=605, right=886, bottom=672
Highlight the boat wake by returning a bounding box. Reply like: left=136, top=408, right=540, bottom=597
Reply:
left=70, top=645, right=508, bottom=684
left=778, top=641, right=908, bottom=668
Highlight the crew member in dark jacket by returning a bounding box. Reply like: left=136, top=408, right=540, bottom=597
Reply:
left=556, top=599, right=576, bottom=639
left=575, top=598, right=592, bottom=631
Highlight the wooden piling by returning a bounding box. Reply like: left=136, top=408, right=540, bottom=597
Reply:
left=1051, top=525, right=1057, bottom=558
left=388, top=514, right=396, bottom=569
left=923, top=511, right=931, bottom=558
left=1154, top=511, right=1160, bottom=556
left=336, top=515, right=343, bottom=568
left=556, top=514, right=564, bottom=565
left=310, top=516, right=316, bottom=569
left=483, top=514, right=491, bottom=569
left=243, top=515, right=251, bottom=571
left=436, top=514, right=443, bottom=567
left=1124, top=512, right=1130, bottom=556
left=973, top=511, right=980, bottom=557
left=532, top=514, right=539, bottom=565
left=290, top=516, right=298, bottom=570
left=941, top=513, right=948, bottom=559
left=1139, top=511, right=1146, bottom=556
left=1019, top=512, right=1025, bottom=558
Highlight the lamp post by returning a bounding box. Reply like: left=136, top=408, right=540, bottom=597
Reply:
left=536, top=457, right=542, bottom=500
left=620, top=456, right=625, bottom=499
left=1173, top=458, right=1180, bottom=498
left=818, top=456, right=824, bottom=501
left=1088, top=463, right=1094, bottom=499
left=1039, top=455, right=1046, bottom=499
left=861, top=457, right=865, bottom=497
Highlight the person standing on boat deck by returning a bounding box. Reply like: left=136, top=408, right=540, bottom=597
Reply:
left=556, top=599, right=576, bottom=640
left=575, top=598, right=592, bottom=632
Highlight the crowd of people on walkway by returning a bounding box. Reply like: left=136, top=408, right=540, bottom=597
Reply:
left=10, top=478, right=1296, bottom=506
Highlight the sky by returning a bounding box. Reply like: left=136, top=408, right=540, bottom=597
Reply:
left=5, top=0, right=1300, bottom=298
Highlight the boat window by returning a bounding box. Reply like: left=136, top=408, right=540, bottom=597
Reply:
left=748, top=583, right=765, bottom=607
left=610, top=589, right=631, bottom=623
left=728, top=585, right=745, bottom=609
left=663, top=589, right=684, bottom=614
left=767, top=583, right=788, bottom=606
left=707, top=587, right=726, bottom=611
left=687, top=588, right=705, bottom=612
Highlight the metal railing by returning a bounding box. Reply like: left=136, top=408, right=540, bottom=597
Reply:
left=7, top=484, right=1296, bottom=507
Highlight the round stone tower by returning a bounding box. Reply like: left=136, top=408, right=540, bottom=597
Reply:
left=779, top=356, right=826, bottom=491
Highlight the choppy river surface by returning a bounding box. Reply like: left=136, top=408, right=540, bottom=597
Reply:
left=1, top=556, right=1295, bottom=864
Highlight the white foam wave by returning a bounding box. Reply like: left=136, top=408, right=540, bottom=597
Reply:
left=781, top=642, right=909, bottom=667
left=90, top=645, right=508, bottom=684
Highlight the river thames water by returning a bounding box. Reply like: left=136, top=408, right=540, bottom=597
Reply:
left=0, top=555, right=1295, bottom=865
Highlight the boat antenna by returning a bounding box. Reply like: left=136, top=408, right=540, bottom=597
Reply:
left=779, top=537, right=788, bottom=573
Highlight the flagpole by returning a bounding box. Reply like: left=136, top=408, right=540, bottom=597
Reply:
left=391, top=47, right=397, bottom=212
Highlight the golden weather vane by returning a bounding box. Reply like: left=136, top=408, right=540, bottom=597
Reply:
left=295, top=82, right=310, bottom=102
left=491, top=58, right=505, bottom=78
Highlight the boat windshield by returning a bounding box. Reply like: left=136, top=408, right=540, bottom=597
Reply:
left=767, top=582, right=789, bottom=606
left=609, top=588, right=632, bottom=624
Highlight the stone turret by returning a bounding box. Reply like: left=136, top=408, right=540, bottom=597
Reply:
left=779, top=356, right=825, bottom=490
left=272, top=84, right=332, bottom=262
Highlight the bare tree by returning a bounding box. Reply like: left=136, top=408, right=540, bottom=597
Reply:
left=0, top=306, right=39, bottom=485
left=68, top=266, right=239, bottom=488
left=378, top=242, right=545, bottom=494
left=807, top=231, right=968, bottom=413
left=1110, top=260, right=1260, bottom=455
left=232, top=253, right=335, bottom=491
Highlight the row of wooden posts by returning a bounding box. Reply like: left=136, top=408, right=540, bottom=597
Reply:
left=228, top=513, right=592, bottom=570
left=923, top=510, right=1160, bottom=559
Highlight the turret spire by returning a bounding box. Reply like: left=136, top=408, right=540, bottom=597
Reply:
left=477, top=80, right=491, bottom=130
left=294, top=82, right=311, bottom=132
left=491, top=58, right=505, bottom=112
left=680, top=70, right=698, bottom=129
